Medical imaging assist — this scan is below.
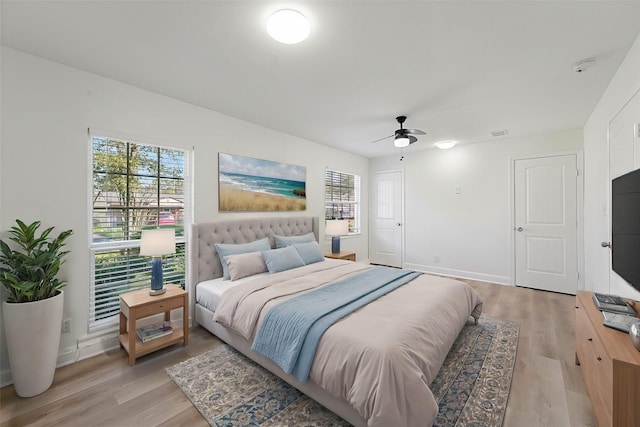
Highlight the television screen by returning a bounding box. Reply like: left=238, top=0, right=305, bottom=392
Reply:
left=611, top=168, right=640, bottom=292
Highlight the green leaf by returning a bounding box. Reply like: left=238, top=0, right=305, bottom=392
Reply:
left=0, top=220, right=73, bottom=303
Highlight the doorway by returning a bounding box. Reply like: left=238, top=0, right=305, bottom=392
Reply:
left=608, top=88, right=640, bottom=293
left=514, top=154, right=579, bottom=294
left=370, top=170, right=403, bottom=268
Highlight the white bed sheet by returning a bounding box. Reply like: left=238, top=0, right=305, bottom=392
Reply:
left=196, top=274, right=265, bottom=312
left=196, top=258, right=345, bottom=312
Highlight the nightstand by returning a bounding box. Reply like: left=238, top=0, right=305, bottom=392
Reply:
left=324, top=251, right=356, bottom=261
left=119, top=284, right=188, bottom=366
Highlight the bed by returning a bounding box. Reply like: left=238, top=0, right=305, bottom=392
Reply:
left=189, top=216, right=483, bottom=427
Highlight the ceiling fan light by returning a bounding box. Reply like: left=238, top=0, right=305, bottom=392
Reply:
left=394, top=136, right=410, bottom=148
left=267, top=9, right=310, bottom=44
left=435, top=140, right=457, bottom=150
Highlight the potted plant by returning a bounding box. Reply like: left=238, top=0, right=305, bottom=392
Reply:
left=0, top=220, right=73, bottom=397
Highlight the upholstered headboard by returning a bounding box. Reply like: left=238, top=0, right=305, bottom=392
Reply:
left=188, top=216, right=319, bottom=287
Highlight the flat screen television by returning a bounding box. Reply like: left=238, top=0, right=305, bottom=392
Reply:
left=611, top=167, right=640, bottom=293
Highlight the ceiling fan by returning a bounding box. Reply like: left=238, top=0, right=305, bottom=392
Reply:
left=370, top=116, right=426, bottom=147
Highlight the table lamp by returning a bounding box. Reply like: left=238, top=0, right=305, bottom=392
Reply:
left=140, top=229, right=175, bottom=295
left=326, top=219, right=349, bottom=254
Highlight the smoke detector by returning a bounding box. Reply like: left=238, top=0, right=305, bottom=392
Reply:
left=572, top=58, right=596, bottom=73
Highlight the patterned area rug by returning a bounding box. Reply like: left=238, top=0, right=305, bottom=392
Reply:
left=167, top=315, right=519, bottom=427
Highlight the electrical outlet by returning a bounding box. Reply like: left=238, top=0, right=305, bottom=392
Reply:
left=433, top=255, right=440, bottom=263
left=62, top=318, right=71, bottom=334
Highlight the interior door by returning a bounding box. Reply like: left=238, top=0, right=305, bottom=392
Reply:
left=370, top=170, right=403, bottom=267
left=514, top=154, right=578, bottom=294
left=608, top=89, right=640, bottom=294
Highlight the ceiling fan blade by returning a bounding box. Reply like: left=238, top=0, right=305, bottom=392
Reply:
left=373, top=116, right=426, bottom=146
left=396, top=128, right=425, bottom=136
left=370, top=134, right=394, bottom=143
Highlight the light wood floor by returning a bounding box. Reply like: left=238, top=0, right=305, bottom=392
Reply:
left=1, top=280, right=597, bottom=427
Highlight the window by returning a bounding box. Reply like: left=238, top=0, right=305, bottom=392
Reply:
left=90, top=135, right=189, bottom=331
left=325, top=169, right=360, bottom=234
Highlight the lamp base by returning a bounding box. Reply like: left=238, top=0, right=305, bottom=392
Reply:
left=150, top=257, right=165, bottom=296
left=331, top=236, right=341, bottom=254
left=149, top=288, right=166, bottom=296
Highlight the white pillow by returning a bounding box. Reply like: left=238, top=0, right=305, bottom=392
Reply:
left=224, top=251, right=268, bottom=281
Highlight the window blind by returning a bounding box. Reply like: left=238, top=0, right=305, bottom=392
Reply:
left=89, top=244, right=185, bottom=329
left=89, top=134, right=188, bottom=331
left=325, top=169, right=361, bottom=234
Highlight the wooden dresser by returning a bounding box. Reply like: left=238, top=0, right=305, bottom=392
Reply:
left=575, top=291, right=640, bottom=427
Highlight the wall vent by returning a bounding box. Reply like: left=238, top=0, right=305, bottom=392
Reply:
left=490, top=129, right=508, bottom=137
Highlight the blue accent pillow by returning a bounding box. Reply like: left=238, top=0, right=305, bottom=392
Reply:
left=293, top=241, right=325, bottom=265
left=215, top=238, right=271, bottom=280
left=261, top=246, right=305, bottom=273
left=274, top=232, right=316, bottom=248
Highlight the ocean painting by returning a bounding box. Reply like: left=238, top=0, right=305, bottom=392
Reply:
left=218, top=153, right=306, bottom=212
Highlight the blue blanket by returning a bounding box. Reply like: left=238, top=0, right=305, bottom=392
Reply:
left=251, top=266, right=421, bottom=383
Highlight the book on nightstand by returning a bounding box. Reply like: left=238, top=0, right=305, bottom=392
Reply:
left=136, top=321, right=173, bottom=343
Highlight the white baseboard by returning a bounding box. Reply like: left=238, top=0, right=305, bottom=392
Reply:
left=76, top=332, right=121, bottom=361
left=0, top=329, right=120, bottom=388
left=404, top=263, right=511, bottom=286
left=1, top=317, right=190, bottom=389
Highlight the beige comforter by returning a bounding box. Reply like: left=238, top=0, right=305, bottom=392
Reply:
left=214, top=260, right=483, bottom=427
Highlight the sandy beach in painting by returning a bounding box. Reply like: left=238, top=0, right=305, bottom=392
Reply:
left=219, top=183, right=306, bottom=212
left=218, top=153, right=306, bottom=212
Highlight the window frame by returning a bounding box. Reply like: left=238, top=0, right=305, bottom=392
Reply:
left=324, top=168, right=361, bottom=235
left=88, top=131, right=191, bottom=332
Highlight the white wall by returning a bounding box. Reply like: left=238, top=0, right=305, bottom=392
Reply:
left=370, top=129, right=582, bottom=284
left=0, top=47, right=369, bottom=381
left=584, top=32, right=640, bottom=301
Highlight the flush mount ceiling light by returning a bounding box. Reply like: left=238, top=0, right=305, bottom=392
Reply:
left=394, top=136, right=411, bottom=148
left=435, top=140, right=457, bottom=150
left=267, top=9, right=310, bottom=44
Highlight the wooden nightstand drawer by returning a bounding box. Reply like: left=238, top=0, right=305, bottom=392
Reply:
left=135, top=296, right=184, bottom=318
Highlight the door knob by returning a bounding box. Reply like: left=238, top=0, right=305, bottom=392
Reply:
left=396, top=223, right=402, bottom=226
left=517, top=227, right=523, bottom=232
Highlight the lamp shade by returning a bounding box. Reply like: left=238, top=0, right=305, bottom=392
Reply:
left=140, top=229, right=176, bottom=256
left=326, top=220, right=349, bottom=236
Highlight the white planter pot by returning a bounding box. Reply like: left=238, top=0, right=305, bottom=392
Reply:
left=2, top=290, right=64, bottom=397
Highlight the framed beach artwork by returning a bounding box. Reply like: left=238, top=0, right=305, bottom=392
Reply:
left=218, top=153, right=306, bottom=212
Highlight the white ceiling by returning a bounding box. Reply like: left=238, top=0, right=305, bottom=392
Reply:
left=3, top=1, right=640, bottom=158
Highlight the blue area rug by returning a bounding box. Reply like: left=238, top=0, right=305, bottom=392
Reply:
left=167, top=315, right=518, bottom=426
